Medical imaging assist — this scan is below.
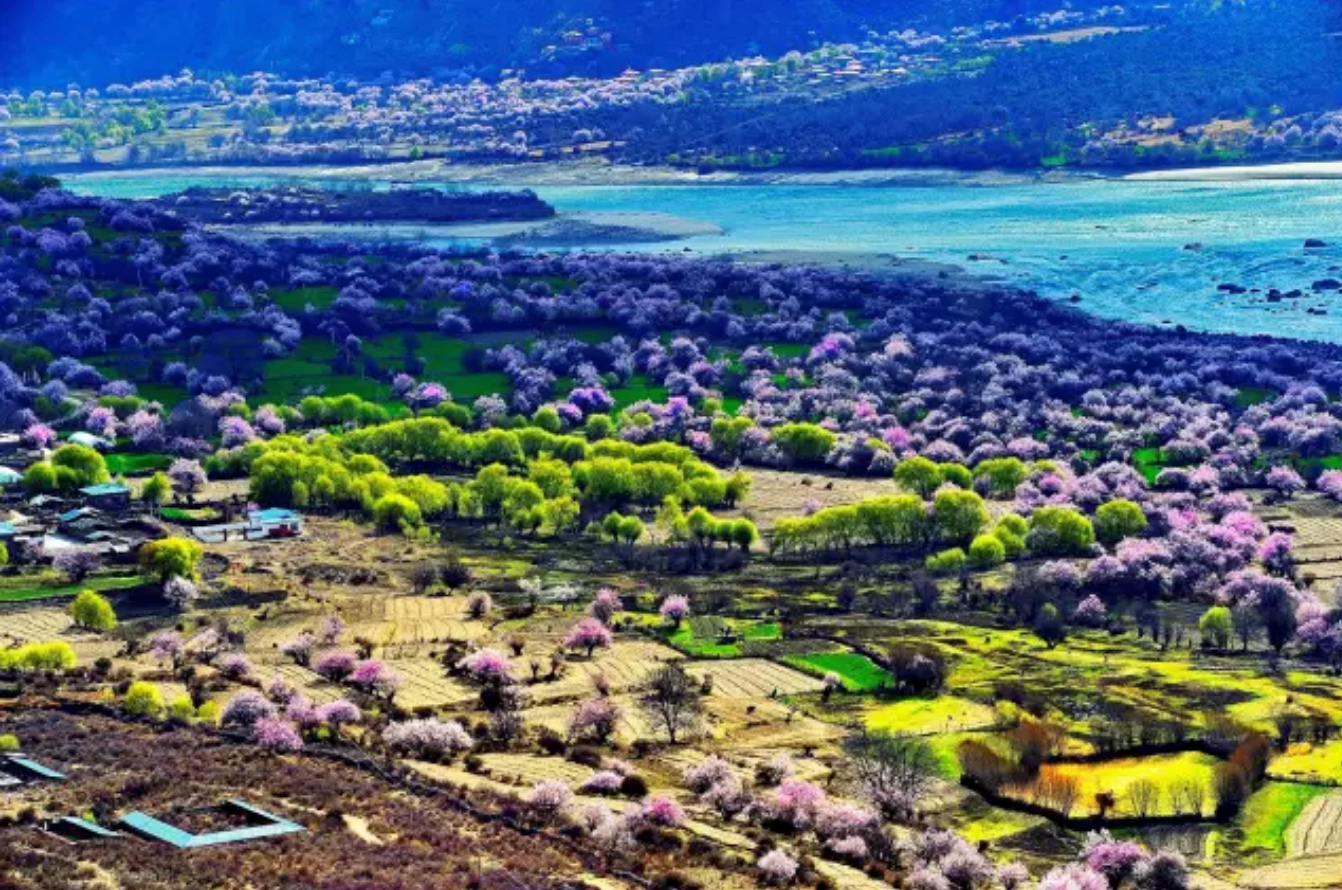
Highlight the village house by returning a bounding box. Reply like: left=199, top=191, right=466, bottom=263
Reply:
left=80, top=482, right=132, bottom=511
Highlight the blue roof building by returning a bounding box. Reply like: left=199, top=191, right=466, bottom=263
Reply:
left=119, top=800, right=305, bottom=848
left=2, top=753, right=67, bottom=782
left=81, top=483, right=131, bottom=497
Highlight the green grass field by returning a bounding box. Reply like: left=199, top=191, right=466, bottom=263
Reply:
left=783, top=650, right=895, bottom=691
left=106, top=452, right=171, bottom=476
left=0, top=573, right=147, bottom=603
left=268, top=285, right=340, bottom=312
left=667, top=618, right=781, bottom=657
left=1239, top=782, right=1330, bottom=857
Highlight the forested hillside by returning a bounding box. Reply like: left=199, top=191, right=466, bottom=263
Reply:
left=2, top=0, right=1155, bottom=87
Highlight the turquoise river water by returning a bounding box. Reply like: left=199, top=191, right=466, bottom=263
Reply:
left=66, top=169, right=1342, bottom=343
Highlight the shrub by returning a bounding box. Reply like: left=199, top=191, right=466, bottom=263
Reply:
left=383, top=718, right=473, bottom=759
left=1026, top=507, right=1096, bottom=557
left=313, top=650, right=358, bottom=681
left=221, top=690, right=278, bottom=728
left=925, top=548, right=966, bottom=575
left=0, top=641, right=77, bottom=672
left=124, top=681, right=164, bottom=718
left=968, top=534, right=1006, bottom=568
left=684, top=755, right=734, bottom=794
left=528, top=780, right=574, bottom=822
left=581, top=771, right=626, bottom=795
left=254, top=717, right=304, bottom=753
left=758, top=849, right=799, bottom=884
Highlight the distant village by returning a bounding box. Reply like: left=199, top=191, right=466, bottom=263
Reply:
left=0, top=432, right=303, bottom=569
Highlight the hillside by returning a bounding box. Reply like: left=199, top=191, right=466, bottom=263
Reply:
left=2, top=0, right=1164, bottom=87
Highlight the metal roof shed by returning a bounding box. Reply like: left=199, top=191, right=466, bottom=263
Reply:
left=2, top=753, right=67, bottom=781
left=119, top=800, right=305, bottom=848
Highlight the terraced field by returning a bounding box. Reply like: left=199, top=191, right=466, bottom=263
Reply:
left=681, top=658, right=825, bottom=698
left=1241, top=852, right=1342, bottom=889
left=1289, top=790, right=1342, bottom=858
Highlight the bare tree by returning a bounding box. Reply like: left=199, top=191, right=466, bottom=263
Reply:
left=639, top=663, right=704, bottom=745
left=843, top=730, right=938, bottom=821
left=1170, top=777, right=1205, bottom=816
left=1127, top=779, right=1160, bottom=818
left=1035, top=773, right=1081, bottom=817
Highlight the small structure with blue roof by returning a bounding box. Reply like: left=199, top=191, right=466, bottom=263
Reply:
left=47, top=817, right=121, bottom=842
left=67, top=432, right=111, bottom=451
left=0, top=466, right=21, bottom=486
left=247, top=508, right=303, bottom=538
left=80, top=483, right=132, bottom=511
left=119, top=799, right=305, bottom=848
left=2, top=752, right=67, bottom=782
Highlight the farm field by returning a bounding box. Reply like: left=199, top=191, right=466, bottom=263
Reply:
left=1007, top=752, right=1220, bottom=818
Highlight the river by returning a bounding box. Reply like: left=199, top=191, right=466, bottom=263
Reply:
left=65, top=168, right=1342, bottom=343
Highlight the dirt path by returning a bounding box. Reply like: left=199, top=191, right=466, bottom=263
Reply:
left=1288, top=790, right=1342, bottom=857
left=1240, top=852, right=1342, bottom=889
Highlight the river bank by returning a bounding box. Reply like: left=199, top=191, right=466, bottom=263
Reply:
left=63, top=157, right=1342, bottom=194
left=63, top=158, right=1099, bottom=193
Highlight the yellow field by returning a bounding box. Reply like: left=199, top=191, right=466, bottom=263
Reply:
left=1008, top=752, right=1219, bottom=818
left=864, top=696, right=999, bottom=734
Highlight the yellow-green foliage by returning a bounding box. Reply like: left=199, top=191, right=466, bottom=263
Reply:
left=197, top=700, right=222, bottom=725
left=0, top=640, right=77, bottom=672
left=68, top=589, right=117, bottom=632
left=1025, top=752, right=1220, bottom=817
left=1239, top=782, right=1330, bottom=857
left=1268, top=739, right=1342, bottom=784
left=168, top=694, right=198, bottom=724
left=23, top=443, right=110, bottom=493
left=138, top=536, right=204, bottom=582
left=865, top=696, right=999, bottom=734
left=0, top=734, right=18, bottom=752
left=124, top=681, right=165, bottom=718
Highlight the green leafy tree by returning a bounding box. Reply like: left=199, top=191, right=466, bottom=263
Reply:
left=141, top=471, right=171, bottom=512
left=373, top=493, right=423, bottom=531
left=531, top=405, right=562, bottom=433
left=933, top=489, right=989, bottom=544
left=124, top=681, right=165, bottom=718
left=69, top=589, right=117, bottom=632
left=968, top=534, right=1006, bottom=569
left=729, top=518, right=759, bottom=551
left=926, top=547, right=967, bottom=575
left=52, top=443, right=110, bottom=488
left=937, top=463, right=973, bottom=490
left=894, top=456, right=943, bottom=498
left=1034, top=603, right=1066, bottom=649
left=1026, top=506, right=1096, bottom=557
left=1199, top=606, right=1234, bottom=650
left=772, top=423, right=837, bottom=463
left=1095, top=499, right=1148, bottom=545
left=972, top=458, right=1029, bottom=498
left=543, top=496, right=581, bottom=534
left=616, top=514, right=645, bottom=545
left=138, top=537, right=204, bottom=582
left=710, top=416, right=755, bottom=457
left=528, top=457, right=574, bottom=499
